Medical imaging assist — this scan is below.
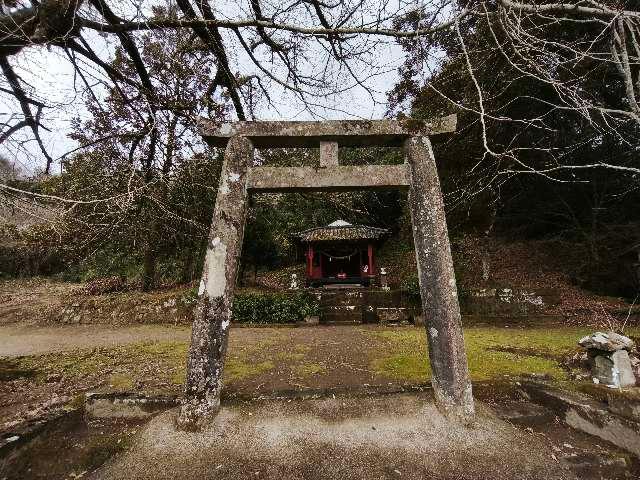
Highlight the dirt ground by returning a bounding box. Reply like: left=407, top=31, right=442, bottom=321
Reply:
left=3, top=323, right=639, bottom=430
left=1, top=322, right=639, bottom=479
left=0, top=324, right=191, bottom=357
left=90, top=394, right=627, bottom=480
left=0, top=279, right=79, bottom=325
left=2, top=277, right=639, bottom=479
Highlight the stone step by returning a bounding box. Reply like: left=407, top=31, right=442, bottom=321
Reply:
left=322, top=284, right=364, bottom=290
left=320, top=305, right=363, bottom=314
left=320, top=311, right=363, bottom=324
left=319, top=293, right=365, bottom=307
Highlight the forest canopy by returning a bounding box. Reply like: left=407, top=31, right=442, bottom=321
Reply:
left=0, top=1, right=639, bottom=295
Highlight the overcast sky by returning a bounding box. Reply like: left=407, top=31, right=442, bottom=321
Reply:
left=0, top=0, right=409, bottom=174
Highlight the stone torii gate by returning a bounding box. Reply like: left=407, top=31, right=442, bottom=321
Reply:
left=177, top=116, right=474, bottom=429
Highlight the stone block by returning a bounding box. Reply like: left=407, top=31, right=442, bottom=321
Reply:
left=607, top=389, right=640, bottom=422
left=85, top=393, right=178, bottom=419
left=580, top=331, right=635, bottom=352
left=377, top=308, right=408, bottom=324
left=592, top=350, right=636, bottom=388
left=303, top=315, right=319, bottom=325
left=522, top=383, right=640, bottom=457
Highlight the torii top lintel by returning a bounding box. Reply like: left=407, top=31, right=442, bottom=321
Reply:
left=198, top=114, right=457, bottom=148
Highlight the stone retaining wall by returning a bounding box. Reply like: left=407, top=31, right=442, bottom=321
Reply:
left=461, top=287, right=561, bottom=316
left=42, top=285, right=562, bottom=326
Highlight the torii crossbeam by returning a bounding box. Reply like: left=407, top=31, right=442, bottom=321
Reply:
left=177, top=116, right=474, bottom=429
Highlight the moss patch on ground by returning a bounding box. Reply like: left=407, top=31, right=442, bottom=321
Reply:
left=295, top=362, right=327, bottom=376
left=225, top=360, right=275, bottom=381
left=368, top=327, right=640, bottom=383
left=8, top=341, right=189, bottom=392
left=6, top=330, right=288, bottom=393
left=6, top=325, right=638, bottom=401
left=0, top=358, right=37, bottom=381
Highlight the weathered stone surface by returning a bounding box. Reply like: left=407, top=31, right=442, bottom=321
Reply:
left=247, top=164, right=410, bottom=192
left=321, top=305, right=362, bottom=324
left=178, top=136, right=253, bottom=430
left=612, top=350, right=636, bottom=387
left=85, top=393, right=178, bottom=420
left=315, top=289, right=414, bottom=324
left=199, top=115, right=457, bottom=148
left=461, top=287, right=559, bottom=316
left=496, top=400, right=552, bottom=424
left=607, top=388, right=640, bottom=422
left=184, top=120, right=474, bottom=427
left=376, top=308, right=408, bottom=324
left=559, top=452, right=630, bottom=478
left=579, top=331, right=635, bottom=352
left=302, top=315, right=320, bottom=325
left=631, top=354, right=640, bottom=382
left=565, top=405, right=640, bottom=457
left=592, top=350, right=636, bottom=388
left=405, top=136, right=474, bottom=422
left=522, top=383, right=640, bottom=457
left=319, top=141, right=338, bottom=167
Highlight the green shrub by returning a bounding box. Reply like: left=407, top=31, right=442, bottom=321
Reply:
left=401, top=274, right=421, bottom=300
left=181, top=285, right=199, bottom=305
left=232, top=292, right=319, bottom=324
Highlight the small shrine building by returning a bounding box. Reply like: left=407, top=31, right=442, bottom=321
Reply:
left=295, top=220, right=389, bottom=287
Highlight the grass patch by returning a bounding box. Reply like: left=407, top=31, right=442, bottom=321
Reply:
left=277, top=352, right=306, bottom=361
left=367, top=326, right=638, bottom=383
left=225, top=359, right=274, bottom=381
left=171, top=369, right=185, bottom=385
left=4, top=330, right=287, bottom=391
left=293, top=344, right=311, bottom=353
left=0, top=358, right=36, bottom=381
left=8, top=341, right=190, bottom=391
left=68, top=393, right=86, bottom=410
left=107, top=374, right=134, bottom=390
left=372, top=353, right=430, bottom=381
left=295, top=362, right=327, bottom=376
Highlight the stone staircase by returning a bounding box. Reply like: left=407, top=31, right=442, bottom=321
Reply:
left=317, top=288, right=414, bottom=324
left=318, top=289, right=365, bottom=324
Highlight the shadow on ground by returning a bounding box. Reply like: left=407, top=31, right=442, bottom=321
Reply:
left=91, top=393, right=611, bottom=480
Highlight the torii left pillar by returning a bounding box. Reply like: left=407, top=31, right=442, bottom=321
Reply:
left=177, top=136, right=253, bottom=430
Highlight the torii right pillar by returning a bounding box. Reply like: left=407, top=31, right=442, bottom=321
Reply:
left=405, top=135, right=474, bottom=423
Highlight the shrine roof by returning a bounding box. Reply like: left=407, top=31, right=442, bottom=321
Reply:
left=295, top=221, right=389, bottom=242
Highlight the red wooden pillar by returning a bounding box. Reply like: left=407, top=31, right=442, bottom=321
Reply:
left=307, top=244, right=314, bottom=277
left=367, top=243, right=374, bottom=275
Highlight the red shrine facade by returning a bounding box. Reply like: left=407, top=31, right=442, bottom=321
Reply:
left=295, top=220, right=389, bottom=287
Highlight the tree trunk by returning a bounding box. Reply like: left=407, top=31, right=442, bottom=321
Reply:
left=405, top=136, right=475, bottom=423
left=177, top=136, right=253, bottom=430
left=141, top=239, right=157, bottom=292
left=180, top=246, right=195, bottom=284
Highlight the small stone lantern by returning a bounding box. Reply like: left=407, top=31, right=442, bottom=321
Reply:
left=578, top=332, right=636, bottom=388
left=289, top=273, right=299, bottom=290
left=380, top=267, right=389, bottom=291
